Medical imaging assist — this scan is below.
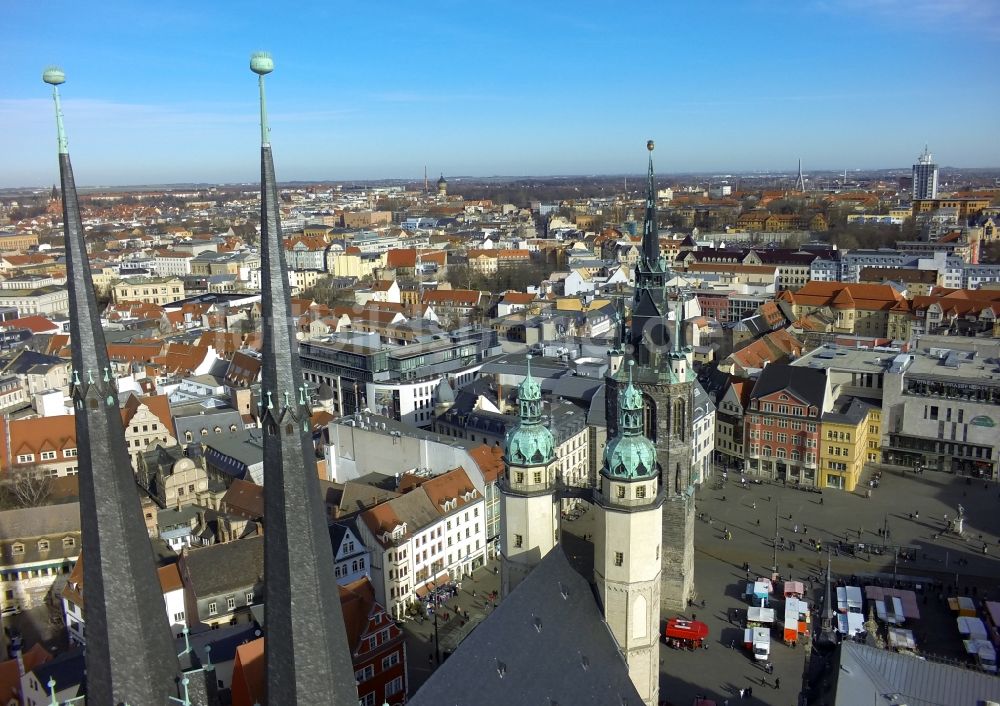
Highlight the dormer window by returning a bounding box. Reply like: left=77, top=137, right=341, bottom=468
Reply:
left=11, top=543, right=24, bottom=556
left=63, top=537, right=75, bottom=549
left=37, top=540, right=50, bottom=552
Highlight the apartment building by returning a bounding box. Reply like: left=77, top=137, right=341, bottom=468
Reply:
left=0, top=286, right=69, bottom=316
left=744, top=363, right=831, bottom=486
left=819, top=397, right=880, bottom=492
left=62, top=559, right=187, bottom=644
left=112, top=276, right=186, bottom=306
left=356, top=467, right=488, bottom=619
left=714, top=376, right=753, bottom=469
left=178, top=535, right=264, bottom=629
left=777, top=282, right=910, bottom=340
left=0, top=502, right=80, bottom=615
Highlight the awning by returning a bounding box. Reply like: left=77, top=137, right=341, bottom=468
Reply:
left=415, top=571, right=452, bottom=598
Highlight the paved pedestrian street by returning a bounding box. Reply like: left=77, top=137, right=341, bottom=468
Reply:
left=401, top=465, right=1000, bottom=704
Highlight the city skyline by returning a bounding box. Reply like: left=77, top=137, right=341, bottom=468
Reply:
left=4, top=0, right=1000, bottom=188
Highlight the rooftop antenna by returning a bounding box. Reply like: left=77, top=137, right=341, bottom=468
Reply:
left=424, top=165, right=428, bottom=194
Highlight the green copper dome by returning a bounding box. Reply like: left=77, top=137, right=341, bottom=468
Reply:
left=504, top=355, right=554, bottom=466
left=603, top=361, right=657, bottom=479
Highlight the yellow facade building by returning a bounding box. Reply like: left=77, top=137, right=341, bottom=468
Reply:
left=112, top=277, right=186, bottom=306
left=819, top=398, right=880, bottom=492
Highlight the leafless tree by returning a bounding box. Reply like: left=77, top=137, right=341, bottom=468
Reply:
left=5, top=465, right=53, bottom=508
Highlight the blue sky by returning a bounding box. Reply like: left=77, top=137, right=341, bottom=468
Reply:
left=3, top=0, right=999, bottom=187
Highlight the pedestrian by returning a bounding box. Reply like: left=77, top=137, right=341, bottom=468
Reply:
left=757, top=518, right=761, bottom=526
left=775, top=677, right=780, bottom=690
left=752, top=501, right=756, bottom=510
left=730, top=639, right=735, bottom=649
left=738, top=688, right=745, bottom=699
left=915, top=511, right=919, bottom=519
left=747, top=686, right=753, bottom=698
left=794, top=524, right=799, bottom=533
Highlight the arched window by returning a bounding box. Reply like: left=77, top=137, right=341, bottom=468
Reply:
left=673, top=399, right=685, bottom=440
left=632, top=595, right=647, bottom=639
left=777, top=448, right=787, bottom=459
left=762, top=446, right=772, bottom=457
left=641, top=394, right=656, bottom=442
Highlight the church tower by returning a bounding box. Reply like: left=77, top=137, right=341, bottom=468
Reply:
left=608, top=140, right=696, bottom=612
left=595, top=361, right=662, bottom=706
left=500, top=355, right=559, bottom=596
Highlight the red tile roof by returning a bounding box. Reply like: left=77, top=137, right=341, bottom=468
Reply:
left=0, top=316, right=60, bottom=334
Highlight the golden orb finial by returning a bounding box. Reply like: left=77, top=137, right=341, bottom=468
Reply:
left=647, top=140, right=654, bottom=152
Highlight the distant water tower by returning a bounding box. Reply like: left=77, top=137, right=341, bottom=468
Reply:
left=437, top=173, right=448, bottom=197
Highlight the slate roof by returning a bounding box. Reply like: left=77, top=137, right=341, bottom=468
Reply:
left=833, top=640, right=1000, bottom=706
left=180, top=535, right=264, bottom=597
left=0, top=349, right=65, bottom=375
left=749, top=362, right=827, bottom=407
left=0, top=502, right=80, bottom=541
left=30, top=648, right=86, bottom=695
left=408, top=546, right=643, bottom=706
left=822, top=396, right=879, bottom=426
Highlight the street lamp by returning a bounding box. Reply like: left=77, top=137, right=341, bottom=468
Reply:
left=772, top=498, right=780, bottom=576
left=426, top=601, right=440, bottom=665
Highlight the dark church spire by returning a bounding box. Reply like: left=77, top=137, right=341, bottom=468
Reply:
left=250, top=53, right=357, bottom=704
left=641, top=139, right=660, bottom=268
left=43, top=66, right=181, bottom=705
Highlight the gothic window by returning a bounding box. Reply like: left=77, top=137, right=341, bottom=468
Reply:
left=633, top=595, right=647, bottom=639
left=642, top=396, right=656, bottom=441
